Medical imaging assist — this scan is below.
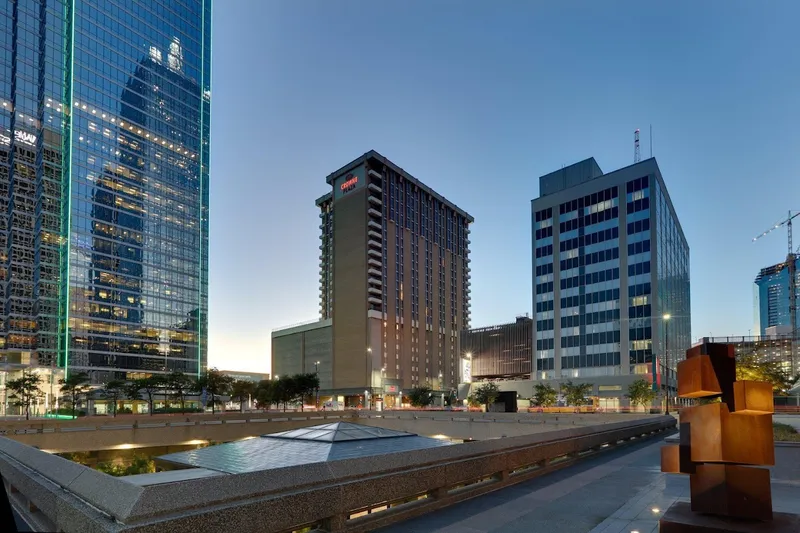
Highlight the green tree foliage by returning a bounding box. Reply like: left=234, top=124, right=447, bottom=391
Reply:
left=737, top=354, right=798, bottom=394
left=255, top=379, right=276, bottom=411
left=59, top=372, right=91, bottom=419
left=7, top=370, right=44, bottom=420
left=473, top=382, right=501, bottom=410
left=292, top=373, right=320, bottom=411
left=408, top=384, right=434, bottom=408
left=230, top=380, right=256, bottom=412
left=166, top=372, right=193, bottom=414
left=531, top=383, right=558, bottom=408
left=466, top=394, right=481, bottom=408
left=626, top=378, right=658, bottom=411
left=101, top=379, right=126, bottom=417
left=96, top=455, right=156, bottom=477
left=561, top=381, right=593, bottom=407
left=194, top=368, right=234, bottom=414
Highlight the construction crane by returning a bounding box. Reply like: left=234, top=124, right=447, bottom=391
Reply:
left=752, top=210, right=800, bottom=339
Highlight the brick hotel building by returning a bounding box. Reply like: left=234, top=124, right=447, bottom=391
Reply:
left=273, top=151, right=473, bottom=407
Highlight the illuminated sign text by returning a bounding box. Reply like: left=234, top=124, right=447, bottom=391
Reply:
left=340, top=173, right=359, bottom=193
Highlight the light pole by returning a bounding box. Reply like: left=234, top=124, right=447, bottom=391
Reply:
left=663, top=313, right=672, bottom=415
left=314, top=361, right=320, bottom=409
left=366, top=347, right=373, bottom=410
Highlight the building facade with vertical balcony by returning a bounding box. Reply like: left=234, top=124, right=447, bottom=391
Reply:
left=529, top=157, right=690, bottom=408
left=273, top=150, right=473, bottom=407
left=0, top=0, right=211, bottom=405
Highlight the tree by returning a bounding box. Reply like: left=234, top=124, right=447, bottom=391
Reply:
left=531, top=383, right=558, bottom=408
left=408, top=384, right=434, bottom=408
left=292, top=373, right=320, bottom=411
left=7, top=370, right=44, bottom=420
left=230, top=380, right=256, bottom=412
left=195, top=368, right=234, bottom=414
left=101, top=379, right=126, bottom=417
left=59, top=372, right=91, bottom=419
left=626, top=378, right=658, bottom=411
left=123, top=380, right=143, bottom=413
left=132, top=376, right=164, bottom=415
left=561, top=381, right=593, bottom=407
left=473, top=382, right=501, bottom=411
left=167, top=372, right=193, bottom=413
left=737, top=354, right=797, bottom=394
left=255, top=380, right=277, bottom=411
left=274, top=375, right=298, bottom=412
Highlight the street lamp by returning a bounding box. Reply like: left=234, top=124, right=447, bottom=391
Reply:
left=663, top=313, right=672, bottom=415
left=314, top=361, right=320, bottom=408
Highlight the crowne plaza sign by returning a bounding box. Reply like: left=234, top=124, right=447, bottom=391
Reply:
left=333, top=165, right=366, bottom=201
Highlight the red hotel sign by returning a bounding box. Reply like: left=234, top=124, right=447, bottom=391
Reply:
left=340, top=173, right=359, bottom=193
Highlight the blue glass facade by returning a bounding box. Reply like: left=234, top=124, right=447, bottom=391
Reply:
left=0, top=1, right=211, bottom=381
left=753, top=258, right=800, bottom=336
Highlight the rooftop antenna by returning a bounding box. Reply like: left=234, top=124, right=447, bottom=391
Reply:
left=650, top=124, right=653, bottom=158
left=634, top=129, right=641, bottom=163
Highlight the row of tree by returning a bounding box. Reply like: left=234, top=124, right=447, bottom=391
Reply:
left=252, top=373, right=320, bottom=412
left=5, top=368, right=278, bottom=420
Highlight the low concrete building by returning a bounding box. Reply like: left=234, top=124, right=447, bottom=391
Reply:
left=218, top=370, right=270, bottom=383
left=271, top=318, right=332, bottom=387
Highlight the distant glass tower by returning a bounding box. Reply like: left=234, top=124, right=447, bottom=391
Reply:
left=754, top=258, right=800, bottom=336
left=0, top=1, right=211, bottom=383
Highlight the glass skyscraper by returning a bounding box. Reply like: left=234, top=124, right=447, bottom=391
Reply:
left=754, top=258, right=800, bottom=336
left=531, top=157, right=690, bottom=409
left=0, top=0, right=211, bottom=385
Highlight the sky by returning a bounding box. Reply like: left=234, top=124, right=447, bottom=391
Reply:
left=207, top=1, right=800, bottom=374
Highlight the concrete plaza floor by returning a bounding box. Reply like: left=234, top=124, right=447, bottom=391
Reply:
left=378, top=435, right=800, bottom=533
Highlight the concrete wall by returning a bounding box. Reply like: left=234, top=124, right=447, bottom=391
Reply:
left=0, top=415, right=675, bottom=533
left=0, top=411, right=358, bottom=453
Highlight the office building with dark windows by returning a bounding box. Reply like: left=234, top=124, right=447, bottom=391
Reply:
left=0, top=0, right=211, bottom=404
left=754, top=258, right=800, bottom=337
left=530, top=157, right=690, bottom=408
left=458, top=315, right=533, bottom=381
left=273, top=150, right=473, bottom=408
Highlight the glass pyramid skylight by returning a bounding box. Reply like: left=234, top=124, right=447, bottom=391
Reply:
left=265, top=422, right=415, bottom=443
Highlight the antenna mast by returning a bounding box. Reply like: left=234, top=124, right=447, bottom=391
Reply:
left=634, top=129, right=641, bottom=163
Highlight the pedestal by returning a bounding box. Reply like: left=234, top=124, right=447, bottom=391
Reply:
left=660, top=502, right=800, bottom=533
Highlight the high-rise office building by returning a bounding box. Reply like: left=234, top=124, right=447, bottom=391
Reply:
left=275, top=150, right=472, bottom=407
left=531, top=158, right=690, bottom=407
left=754, top=258, right=800, bottom=337
left=0, top=1, right=211, bottom=388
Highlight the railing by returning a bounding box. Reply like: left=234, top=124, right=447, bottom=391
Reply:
left=0, top=415, right=675, bottom=533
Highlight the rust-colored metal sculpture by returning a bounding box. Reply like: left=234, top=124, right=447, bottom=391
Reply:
left=658, top=341, right=797, bottom=532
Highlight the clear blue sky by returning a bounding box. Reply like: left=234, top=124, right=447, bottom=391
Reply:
left=208, top=1, right=800, bottom=373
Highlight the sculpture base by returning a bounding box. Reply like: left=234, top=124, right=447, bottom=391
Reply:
left=660, top=502, right=800, bottom=532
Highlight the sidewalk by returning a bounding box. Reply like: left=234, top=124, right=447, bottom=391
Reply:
left=378, top=437, right=800, bottom=533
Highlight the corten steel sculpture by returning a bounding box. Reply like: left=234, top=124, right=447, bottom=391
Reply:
left=658, top=341, right=795, bottom=532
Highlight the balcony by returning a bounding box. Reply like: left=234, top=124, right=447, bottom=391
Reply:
left=368, top=196, right=382, bottom=206
left=368, top=183, right=382, bottom=193
left=368, top=208, right=382, bottom=218
left=368, top=230, right=382, bottom=240
left=368, top=258, right=382, bottom=268
left=368, top=249, right=382, bottom=258
left=368, top=268, right=382, bottom=277
left=368, top=169, right=382, bottom=180
left=368, top=220, right=382, bottom=231
left=368, top=296, right=382, bottom=305
left=368, top=277, right=382, bottom=286
left=368, top=287, right=382, bottom=296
